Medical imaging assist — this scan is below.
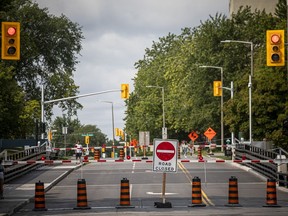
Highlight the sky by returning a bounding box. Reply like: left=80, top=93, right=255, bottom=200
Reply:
left=34, top=0, right=229, bottom=140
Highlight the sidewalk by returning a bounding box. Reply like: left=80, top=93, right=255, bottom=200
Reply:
left=0, top=164, right=80, bottom=216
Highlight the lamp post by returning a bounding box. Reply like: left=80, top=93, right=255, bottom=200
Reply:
left=199, top=66, right=224, bottom=149
left=146, top=85, right=167, bottom=139
left=96, top=100, right=116, bottom=157
left=221, top=40, right=253, bottom=144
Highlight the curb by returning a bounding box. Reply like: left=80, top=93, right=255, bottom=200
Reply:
left=5, top=164, right=82, bottom=216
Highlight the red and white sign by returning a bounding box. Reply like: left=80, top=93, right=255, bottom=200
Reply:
left=153, top=139, right=178, bottom=172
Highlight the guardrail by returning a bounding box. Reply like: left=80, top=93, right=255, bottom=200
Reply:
left=235, top=144, right=288, bottom=188
left=1, top=144, right=47, bottom=183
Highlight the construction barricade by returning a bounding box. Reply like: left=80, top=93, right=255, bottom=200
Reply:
left=119, top=149, right=124, bottom=160
left=33, top=181, right=47, bottom=211
left=94, top=149, right=100, bottom=160
left=74, top=179, right=91, bottom=209
left=188, top=176, right=206, bottom=207
left=263, top=178, right=281, bottom=207
left=116, top=178, right=134, bottom=208
left=225, top=176, right=241, bottom=207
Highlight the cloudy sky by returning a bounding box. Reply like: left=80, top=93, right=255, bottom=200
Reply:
left=34, top=0, right=229, bottom=140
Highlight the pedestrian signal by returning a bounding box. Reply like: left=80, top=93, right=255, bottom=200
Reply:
left=213, top=81, right=222, bottom=96
left=266, top=30, right=285, bottom=66
left=1, top=22, right=20, bottom=60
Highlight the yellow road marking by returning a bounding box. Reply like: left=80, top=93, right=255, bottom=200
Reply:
left=178, top=162, right=215, bottom=206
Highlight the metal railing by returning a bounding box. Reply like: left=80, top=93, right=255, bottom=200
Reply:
left=1, top=142, right=48, bottom=183
left=235, top=144, right=288, bottom=187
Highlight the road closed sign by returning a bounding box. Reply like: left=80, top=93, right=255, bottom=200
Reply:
left=153, top=139, right=178, bottom=173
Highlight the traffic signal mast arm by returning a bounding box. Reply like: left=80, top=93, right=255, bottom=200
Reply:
left=221, top=81, right=234, bottom=99
left=41, top=87, right=123, bottom=139
left=43, top=89, right=121, bottom=104
left=222, top=82, right=234, bottom=95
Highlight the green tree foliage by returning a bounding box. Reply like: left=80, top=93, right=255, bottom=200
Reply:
left=0, top=0, right=84, bottom=138
left=50, top=116, right=107, bottom=148
left=0, top=66, right=24, bottom=138
left=125, top=3, right=288, bottom=150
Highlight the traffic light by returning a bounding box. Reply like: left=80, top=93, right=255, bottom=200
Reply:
left=85, top=136, right=90, bottom=144
left=1, top=22, right=20, bottom=60
left=266, top=30, right=285, bottom=66
left=115, top=128, right=120, bottom=136
left=121, top=84, right=129, bottom=99
left=119, top=129, right=124, bottom=139
left=48, top=130, right=52, bottom=141
left=213, top=81, right=222, bottom=96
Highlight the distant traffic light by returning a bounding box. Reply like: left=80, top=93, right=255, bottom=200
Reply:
left=266, top=30, right=285, bottom=66
left=121, top=84, right=129, bottom=99
left=115, top=128, right=120, bottom=136
left=1, top=22, right=20, bottom=60
left=213, top=81, right=222, bottom=96
left=119, top=129, right=124, bottom=139
left=48, top=130, right=52, bottom=141
left=85, top=136, right=90, bottom=144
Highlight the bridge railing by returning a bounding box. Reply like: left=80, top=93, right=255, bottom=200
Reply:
left=235, top=143, right=288, bottom=188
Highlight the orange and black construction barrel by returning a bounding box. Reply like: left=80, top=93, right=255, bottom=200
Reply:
left=94, top=149, right=100, bottom=160
left=188, top=176, right=206, bottom=207
left=74, top=179, right=91, bottom=209
left=263, top=179, right=281, bottom=207
left=225, top=176, right=241, bottom=207
left=119, top=149, right=124, bottom=160
left=116, top=178, right=135, bottom=208
left=178, top=143, right=181, bottom=159
left=33, top=181, right=47, bottom=211
left=198, top=147, right=203, bottom=160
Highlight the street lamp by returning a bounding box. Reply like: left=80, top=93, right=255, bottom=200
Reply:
left=146, top=85, right=167, bottom=139
left=199, top=66, right=224, bottom=149
left=96, top=100, right=116, bottom=157
left=221, top=40, right=253, bottom=144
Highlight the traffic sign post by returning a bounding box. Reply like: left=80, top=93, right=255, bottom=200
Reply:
left=153, top=139, right=178, bottom=208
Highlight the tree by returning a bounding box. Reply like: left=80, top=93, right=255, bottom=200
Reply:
left=125, top=3, right=288, bottom=150
left=0, top=66, right=25, bottom=138
left=50, top=116, right=107, bottom=148
left=0, top=0, right=84, bottom=138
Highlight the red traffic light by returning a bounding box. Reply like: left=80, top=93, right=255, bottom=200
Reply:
left=270, top=34, right=280, bottom=44
left=7, top=27, right=16, bottom=36
left=266, top=30, right=285, bottom=66
left=1, top=22, right=20, bottom=60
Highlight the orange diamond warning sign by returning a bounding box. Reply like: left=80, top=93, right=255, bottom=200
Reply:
left=204, top=127, right=216, bottom=140
left=188, top=131, right=198, bottom=141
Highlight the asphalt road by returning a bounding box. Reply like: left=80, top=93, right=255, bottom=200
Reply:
left=10, top=158, right=288, bottom=216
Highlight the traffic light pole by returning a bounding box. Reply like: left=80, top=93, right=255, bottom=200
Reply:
left=41, top=86, right=121, bottom=139
left=221, top=40, right=253, bottom=145
left=199, top=66, right=224, bottom=150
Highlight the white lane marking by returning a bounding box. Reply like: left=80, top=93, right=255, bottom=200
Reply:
left=132, top=162, right=136, bottom=173
left=146, top=192, right=178, bottom=195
